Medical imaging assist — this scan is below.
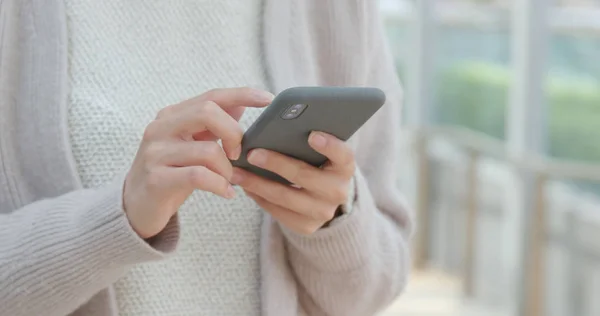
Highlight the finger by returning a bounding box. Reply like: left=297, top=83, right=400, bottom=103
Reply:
left=308, top=132, right=355, bottom=176
left=156, top=87, right=274, bottom=119
left=148, top=141, right=233, bottom=181
left=148, top=101, right=244, bottom=159
left=169, top=166, right=236, bottom=199
left=231, top=168, right=336, bottom=221
left=246, top=149, right=349, bottom=204
left=245, top=191, right=323, bottom=235
left=196, top=87, right=275, bottom=108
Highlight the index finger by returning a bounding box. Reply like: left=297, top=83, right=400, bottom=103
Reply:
left=196, top=87, right=275, bottom=108
left=156, top=87, right=274, bottom=119
left=166, top=101, right=244, bottom=159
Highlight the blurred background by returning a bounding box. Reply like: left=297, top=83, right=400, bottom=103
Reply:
left=377, top=0, right=600, bottom=316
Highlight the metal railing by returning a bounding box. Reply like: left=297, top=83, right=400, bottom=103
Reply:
left=381, top=3, right=600, bottom=35
left=409, top=125, right=600, bottom=316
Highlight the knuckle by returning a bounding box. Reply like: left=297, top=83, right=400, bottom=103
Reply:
left=342, top=149, right=356, bottom=168
left=155, top=105, right=173, bottom=119
left=202, top=142, right=223, bottom=159
left=200, top=100, right=220, bottom=115
left=315, top=206, right=336, bottom=221
left=232, top=123, right=244, bottom=138
left=144, top=142, right=164, bottom=159
left=197, top=101, right=221, bottom=124
left=142, top=121, right=161, bottom=141
left=187, top=166, right=209, bottom=186
left=224, top=123, right=244, bottom=144
left=231, top=131, right=244, bottom=147
left=331, top=185, right=349, bottom=204
left=289, top=163, right=307, bottom=183
left=221, top=179, right=231, bottom=193
left=203, top=88, right=223, bottom=99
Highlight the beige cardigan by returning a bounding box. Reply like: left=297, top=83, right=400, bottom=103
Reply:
left=0, top=1, right=412, bottom=315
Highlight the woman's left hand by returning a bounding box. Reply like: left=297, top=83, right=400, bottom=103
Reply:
left=230, top=131, right=355, bottom=235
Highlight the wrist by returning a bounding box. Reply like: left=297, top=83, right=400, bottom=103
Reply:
left=321, top=174, right=357, bottom=229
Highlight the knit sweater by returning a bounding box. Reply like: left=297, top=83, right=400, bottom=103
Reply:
left=65, top=1, right=268, bottom=315
left=0, top=1, right=413, bottom=316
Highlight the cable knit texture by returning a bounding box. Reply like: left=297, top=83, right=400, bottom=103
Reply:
left=65, top=1, right=266, bottom=315
left=0, top=1, right=413, bottom=316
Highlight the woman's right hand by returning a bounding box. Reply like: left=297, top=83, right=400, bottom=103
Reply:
left=123, top=87, right=274, bottom=239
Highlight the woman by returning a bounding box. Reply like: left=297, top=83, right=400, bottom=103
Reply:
left=0, top=1, right=412, bottom=315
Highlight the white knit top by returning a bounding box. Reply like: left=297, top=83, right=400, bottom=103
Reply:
left=65, top=1, right=267, bottom=315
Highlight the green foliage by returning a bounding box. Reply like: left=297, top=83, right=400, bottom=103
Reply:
left=435, top=61, right=600, bottom=163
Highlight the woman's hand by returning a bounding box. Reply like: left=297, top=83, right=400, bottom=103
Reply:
left=123, top=87, right=274, bottom=239
left=231, top=132, right=355, bottom=235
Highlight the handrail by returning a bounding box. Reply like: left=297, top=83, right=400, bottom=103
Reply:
left=410, top=125, right=600, bottom=181
left=408, top=125, right=600, bottom=316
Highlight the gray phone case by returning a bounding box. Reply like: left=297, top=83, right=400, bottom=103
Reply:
left=231, top=86, right=386, bottom=184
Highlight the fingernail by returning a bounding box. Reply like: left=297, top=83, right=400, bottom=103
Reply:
left=255, top=90, right=275, bottom=102
left=226, top=185, right=236, bottom=199
left=310, top=132, right=327, bottom=148
left=230, top=145, right=242, bottom=160
left=248, top=150, right=266, bottom=167
left=230, top=169, right=245, bottom=185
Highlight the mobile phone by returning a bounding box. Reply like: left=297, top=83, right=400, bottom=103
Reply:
left=231, top=86, right=386, bottom=184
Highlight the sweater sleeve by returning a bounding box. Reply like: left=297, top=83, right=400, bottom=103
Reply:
left=0, top=179, right=180, bottom=316
left=280, top=3, right=414, bottom=315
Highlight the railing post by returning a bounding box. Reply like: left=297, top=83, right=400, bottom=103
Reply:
left=463, top=149, right=480, bottom=297
left=565, top=208, right=584, bottom=316
left=508, top=0, right=549, bottom=314
left=405, top=0, right=436, bottom=271
left=413, top=132, right=431, bottom=270
left=523, top=173, right=548, bottom=316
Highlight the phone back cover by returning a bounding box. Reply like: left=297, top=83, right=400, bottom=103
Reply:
left=232, top=87, right=385, bottom=184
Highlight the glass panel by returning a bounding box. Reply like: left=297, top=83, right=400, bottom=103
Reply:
left=545, top=7, right=600, bottom=316
left=380, top=0, right=412, bottom=83
left=432, top=0, right=511, bottom=139
left=546, top=6, right=600, bottom=164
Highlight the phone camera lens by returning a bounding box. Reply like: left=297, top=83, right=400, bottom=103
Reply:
left=281, top=104, right=308, bottom=120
